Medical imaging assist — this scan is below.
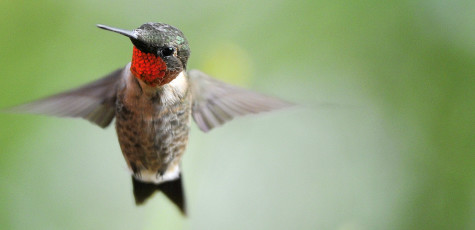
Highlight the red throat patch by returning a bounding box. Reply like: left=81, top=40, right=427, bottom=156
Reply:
left=130, top=46, right=167, bottom=86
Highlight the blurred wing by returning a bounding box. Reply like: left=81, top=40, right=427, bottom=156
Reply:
left=188, top=70, right=292, bottom=132
left=4, top=68, right=124, bottom=128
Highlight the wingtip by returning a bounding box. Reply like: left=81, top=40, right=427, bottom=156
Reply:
left=0, top=107, right=11, bottom=114
left=0, top=104, right=36, bottom=115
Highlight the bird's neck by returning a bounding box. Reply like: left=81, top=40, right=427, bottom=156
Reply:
left=130, top=46, right=174, bottom=87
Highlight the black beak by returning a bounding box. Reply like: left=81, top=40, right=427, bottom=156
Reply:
left=96, top=24, right=138, bottom=39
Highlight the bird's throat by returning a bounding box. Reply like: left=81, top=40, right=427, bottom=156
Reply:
left=130, top=46, right=168, bottom=86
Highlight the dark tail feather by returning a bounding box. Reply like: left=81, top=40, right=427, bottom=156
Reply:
left=158, top=177, right=186, bottom=215
left=132, top=176, right=186, bottom=215
left=132, top=177, right=157, bottom=204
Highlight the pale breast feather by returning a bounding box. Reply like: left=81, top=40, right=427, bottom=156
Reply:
left=159, top=71, right=189, bottom=105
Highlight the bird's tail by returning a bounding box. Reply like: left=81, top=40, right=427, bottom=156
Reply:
left=132, top=175, right=186, bottom=215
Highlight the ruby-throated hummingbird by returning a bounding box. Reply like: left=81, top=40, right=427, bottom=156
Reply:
left=4, top=22, right=291, bottom=214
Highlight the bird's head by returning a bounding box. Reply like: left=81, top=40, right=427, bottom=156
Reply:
left=97, top=23, right=190, bottom=87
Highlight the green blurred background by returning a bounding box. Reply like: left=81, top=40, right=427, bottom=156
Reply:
left=0, top=0, right=474, bottom=229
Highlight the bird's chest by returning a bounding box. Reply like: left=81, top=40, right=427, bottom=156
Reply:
left=114, top=85, right=191, bottom=175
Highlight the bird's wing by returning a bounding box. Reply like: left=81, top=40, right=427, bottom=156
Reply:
left=188, top=69, right=293, bottom=132
left=3, top=68, right=124, bottom=128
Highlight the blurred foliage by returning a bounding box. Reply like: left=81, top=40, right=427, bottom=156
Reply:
left=0, top=0, right=474, bottom=230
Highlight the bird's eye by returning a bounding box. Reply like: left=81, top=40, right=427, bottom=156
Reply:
left=161, top=47, right=175, bottom=56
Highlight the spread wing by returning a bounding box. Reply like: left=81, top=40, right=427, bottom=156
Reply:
left=188, top=70, right=293, bottom=132
left=3, top=68, right=124, bottom=128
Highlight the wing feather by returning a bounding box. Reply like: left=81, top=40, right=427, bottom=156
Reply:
left=3, top=68, right=124, bottom=128
left=188, top=70, right=292, bottom=132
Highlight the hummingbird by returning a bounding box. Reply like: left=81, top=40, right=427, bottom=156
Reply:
left=4, top=22, right=291, bottom=214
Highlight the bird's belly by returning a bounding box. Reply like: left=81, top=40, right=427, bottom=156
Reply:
left=115, top=102, right=191, bottom=184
